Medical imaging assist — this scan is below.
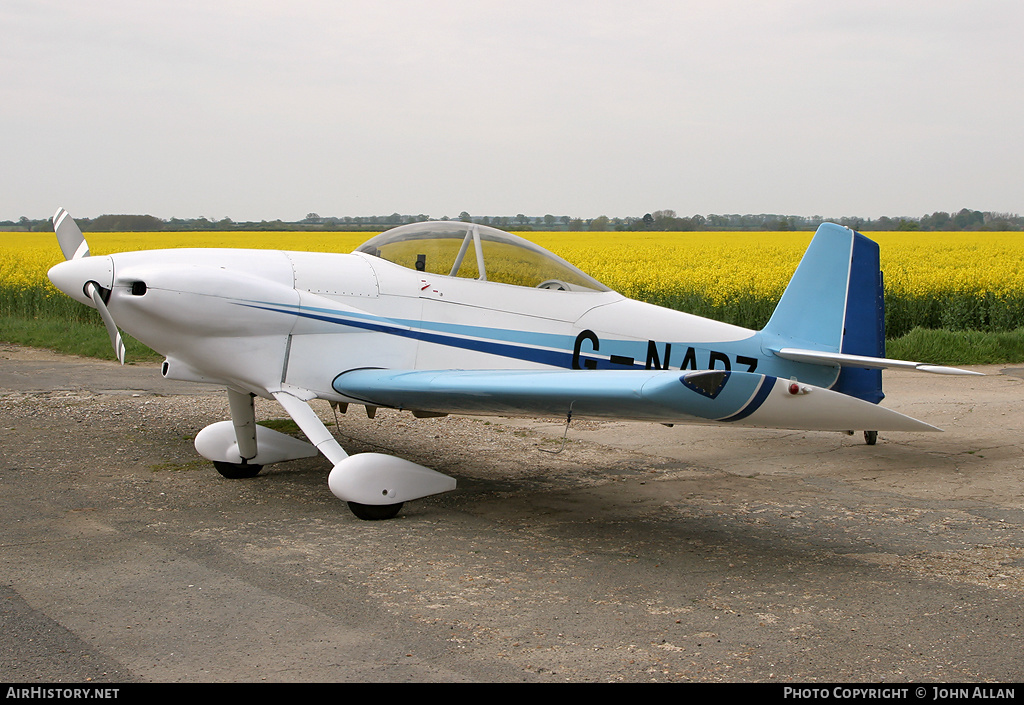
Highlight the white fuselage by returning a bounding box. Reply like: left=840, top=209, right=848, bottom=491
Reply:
left=49, top=246, right=837, bottom=406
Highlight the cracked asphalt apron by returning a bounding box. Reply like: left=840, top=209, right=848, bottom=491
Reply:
left=2, top=344, right=1023, bottom=682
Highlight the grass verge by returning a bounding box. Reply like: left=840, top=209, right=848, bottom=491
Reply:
left=886, top=327, right=1024, bottom=366
left=0, top=317, right=163, bottom=363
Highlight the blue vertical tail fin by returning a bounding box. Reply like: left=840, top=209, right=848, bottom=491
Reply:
left=761, top=223, right=885, bottom=403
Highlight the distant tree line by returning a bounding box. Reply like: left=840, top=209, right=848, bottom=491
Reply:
left=3, top=208, right=1021, bottom=232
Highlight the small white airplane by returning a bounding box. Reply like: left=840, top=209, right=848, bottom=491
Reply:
left=47, top=209, right=978, bottom=519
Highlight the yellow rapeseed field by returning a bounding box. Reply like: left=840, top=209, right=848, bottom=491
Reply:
left=3, top=229, right=1024, bottom=334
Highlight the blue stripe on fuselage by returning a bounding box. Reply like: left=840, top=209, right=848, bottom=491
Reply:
left=233, top=301, right=785, bottom=380
left=237, top=302, right=578, bottom=368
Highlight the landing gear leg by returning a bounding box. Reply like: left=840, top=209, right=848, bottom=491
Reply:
left=270, top=392, right=457, bottom=520
left=214, top=389, right=262, bottom=478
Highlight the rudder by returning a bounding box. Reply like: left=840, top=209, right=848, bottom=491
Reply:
left=834, top=230, right=885, bottom=403
left=761, top=223, right=885, bottom=404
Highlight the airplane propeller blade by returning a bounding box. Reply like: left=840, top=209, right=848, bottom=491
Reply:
left=87, top=281, right=126, bottom=365
left=53, top=207, right=90, bottom=260
left=52, top=208, right=126, bottom=364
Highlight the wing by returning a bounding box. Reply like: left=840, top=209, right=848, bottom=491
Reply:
left=332, top=368, right=939, bottom=433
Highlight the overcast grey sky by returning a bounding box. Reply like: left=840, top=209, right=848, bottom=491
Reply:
left=3, top=1, right=1022, bottom=222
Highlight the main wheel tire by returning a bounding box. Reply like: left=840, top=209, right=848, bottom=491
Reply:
left=213, top=461, right=263, bottom=479
left=347, top=501, right=404, bottom=520
left=864, top=430, right=878, bottom=445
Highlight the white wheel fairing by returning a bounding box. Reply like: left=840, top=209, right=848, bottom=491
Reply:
left=194, top=421, right=318, bottom=466
left=328, top=453, right=457, bottom=505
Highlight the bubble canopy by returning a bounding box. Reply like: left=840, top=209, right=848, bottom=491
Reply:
left=355, top=221, right=610, bottom=293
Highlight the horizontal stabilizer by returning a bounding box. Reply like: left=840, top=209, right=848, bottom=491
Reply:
left=775, top=348, right=983, bottom=376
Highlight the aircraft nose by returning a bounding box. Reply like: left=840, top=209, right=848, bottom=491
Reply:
left=48, top=256, right=115, bottom=306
